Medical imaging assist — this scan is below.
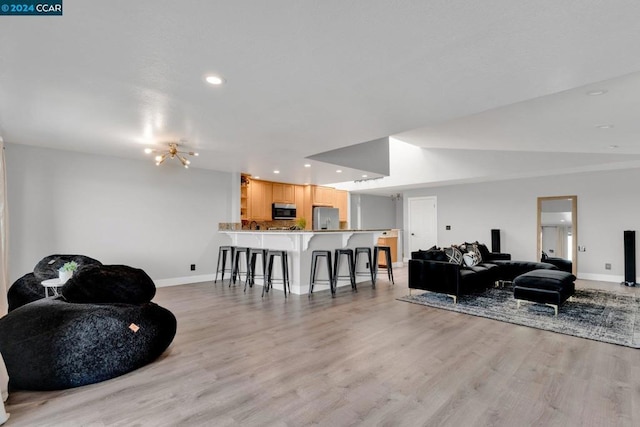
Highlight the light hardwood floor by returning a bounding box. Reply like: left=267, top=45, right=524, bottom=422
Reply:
left=5, top=267, right=640, bottom=426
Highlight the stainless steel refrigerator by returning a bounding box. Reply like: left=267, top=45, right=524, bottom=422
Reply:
left=313, top=207, right=339, bottom=230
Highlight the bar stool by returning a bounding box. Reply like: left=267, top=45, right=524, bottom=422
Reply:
left=214, top=245, right=235, bottom=283
left=265, top=250, right=290, bottom=297
left=333, top=248, right=356, bottom=292
left=374, top=245, right=395, bottom=285
left=354, top=247, right=376, bottom=287
left=232, top=246, right=250, bottom=287
left=309, top=250, right=334, bottom=297
left=246, top=248, right=268, bottom=292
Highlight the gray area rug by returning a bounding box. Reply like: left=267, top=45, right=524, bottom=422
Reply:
left=398, top=286, right=640, bottom=348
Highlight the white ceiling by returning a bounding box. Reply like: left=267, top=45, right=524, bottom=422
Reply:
left=2, top=1, right=640, bottom=188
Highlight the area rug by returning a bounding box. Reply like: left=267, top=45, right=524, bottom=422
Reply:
left=398, top=286, right=640, bottom=348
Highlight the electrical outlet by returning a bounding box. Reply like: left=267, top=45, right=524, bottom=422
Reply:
left=605, top=263, right=611, bottom=270
left=190, top=264, right=196, bottom=271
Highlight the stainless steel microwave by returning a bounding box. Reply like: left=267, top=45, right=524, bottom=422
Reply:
left=272, top=203, right=296, bottom=220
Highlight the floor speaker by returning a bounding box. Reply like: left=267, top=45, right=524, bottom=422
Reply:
left=623, top=230, right=636, bottom=287
left=491, top=229, right=501, bottom=253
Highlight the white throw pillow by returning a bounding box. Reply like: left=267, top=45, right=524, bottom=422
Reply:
left=463, top=251, right=480, bottom=267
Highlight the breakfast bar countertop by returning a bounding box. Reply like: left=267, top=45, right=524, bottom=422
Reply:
left=219, top=229, right=392, bottom=295
left=220, top=228, right=391, bottom=233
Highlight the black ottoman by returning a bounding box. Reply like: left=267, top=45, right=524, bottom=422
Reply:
left=513, top=269, right=576, bottom=315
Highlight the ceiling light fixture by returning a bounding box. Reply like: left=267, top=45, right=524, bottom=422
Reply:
left=336, top=169, right=342, bottom=173
left=362, top=174, right=368, bottom=178
left=304, top=164, right=311, bottom=168
left=145, top=142, right=199, bottom=168
left=205, top=75, right=224, bottom=85
left=608, top=145, right=619, bottom=149
left=596, top=124, right=614, bottom=129
left=586, top=90, right=607, bottom=96
left=273, top=170, right=280, bottom=174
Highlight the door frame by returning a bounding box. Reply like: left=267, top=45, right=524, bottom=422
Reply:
left=406, top=196, right=438, bottom=261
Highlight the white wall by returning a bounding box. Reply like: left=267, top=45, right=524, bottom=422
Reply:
left=349, top=194, right=397, bottom=229
left=403, top=167, right=640, bottom=283
left=6, top=144, right=236, bottom=285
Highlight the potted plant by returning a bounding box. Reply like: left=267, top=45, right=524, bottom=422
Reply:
left=295, top=217, right=307, bottom=230
left=59, top=261, right=78, bottom=283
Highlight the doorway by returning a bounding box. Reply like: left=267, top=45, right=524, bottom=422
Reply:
left=407, top=196, right=437, bottom=257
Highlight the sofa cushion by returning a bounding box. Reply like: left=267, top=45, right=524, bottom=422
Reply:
left=492, top=260, right=558, bottom=281
left=475, top=243, right=491, bottom=261
left=412, top=249, right=448, bottom=262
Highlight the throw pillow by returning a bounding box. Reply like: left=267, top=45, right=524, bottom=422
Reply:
left=463, top=251, right=480, bottom=267
left=444, top=247, right=463, bottom=265
left=475, top=242, right=491, bottom=261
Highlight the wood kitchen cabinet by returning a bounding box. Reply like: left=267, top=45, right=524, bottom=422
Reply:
left=334, top=190, right=348, bottom=221
left=312, top=186, right=335, bottom=206
left=248, top=179, right=272, bottom=221
left=377, top=235, right=398, bottom=267
left=272, top=183, right=295, bottom=204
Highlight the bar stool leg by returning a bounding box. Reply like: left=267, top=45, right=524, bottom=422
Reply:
left=367, top=250, right=375, bottom=287
left=385, top=249, right=394, bottom=284
left=309, top=253, right=317, bottom=295
left=245, top=252, right=256, bottom=292
left=348, top=251, right=356, bottom=291
left=328, top=254, right=335, bottom=295
left=280, top=253, right=288, bottom=298
left=263, top=254, right=273, bottom=297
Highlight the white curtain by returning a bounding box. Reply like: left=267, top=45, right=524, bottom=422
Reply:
left=0, top=140, right=9, bottom=424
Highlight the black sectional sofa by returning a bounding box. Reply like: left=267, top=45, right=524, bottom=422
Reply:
left=409, top=243, right=559, bottom=303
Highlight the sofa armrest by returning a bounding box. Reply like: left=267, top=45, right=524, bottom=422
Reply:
left=408, top=259, right=462, bottom=295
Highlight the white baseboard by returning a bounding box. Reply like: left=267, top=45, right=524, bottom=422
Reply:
left=577, top=273, right=624, bottom=283
left=154, top=273, right=215, bottom=288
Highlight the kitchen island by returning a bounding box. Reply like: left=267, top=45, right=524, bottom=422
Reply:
left=220, top=230, right=388, bottom=295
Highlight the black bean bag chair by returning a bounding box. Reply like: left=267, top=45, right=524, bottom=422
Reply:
left=61, top=264, right=156, bottom=305
left=0, top=298, right=176, bottom=390
left=0, top=259, right=176, bottom=391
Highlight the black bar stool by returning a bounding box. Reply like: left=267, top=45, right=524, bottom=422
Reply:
left=232, top=246, right=250, bottom=286
left=354, top=247, right=376, bottom=287
left=265, top=250, right=290, bottom=297
left=214, top=245, right=235, bottom=283
left=246, top=248, right=268, bottom=292
left=374, top=245, right=395, bottom=285
left=333, top=248, right=356, bottom=292
left=309, top=250, right=334, bottom=297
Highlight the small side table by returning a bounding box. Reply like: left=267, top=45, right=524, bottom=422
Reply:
left=41, top=278, right=65, bottom=297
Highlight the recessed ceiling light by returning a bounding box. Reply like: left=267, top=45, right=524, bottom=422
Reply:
left=362, top=174, right=368, bottom=178
left=608, top=145, right=619, bottom=149
left=596, top=124, right=614, bottom=129
left=273, top=170, right=280, bottom=174
left=254, top=176, right=260, bottom=179
left=586, top=90, right=607, bottom=96
left=304, top=164, right=311, bottom=168
left=205, top=75, right=225, bottom=85
left=144, top=148, right=153, bottom=154
left=336, top=169, right=342, bottom=173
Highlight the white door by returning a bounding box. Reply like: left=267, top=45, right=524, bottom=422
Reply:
left=408, top=196, right=437, bottom=255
